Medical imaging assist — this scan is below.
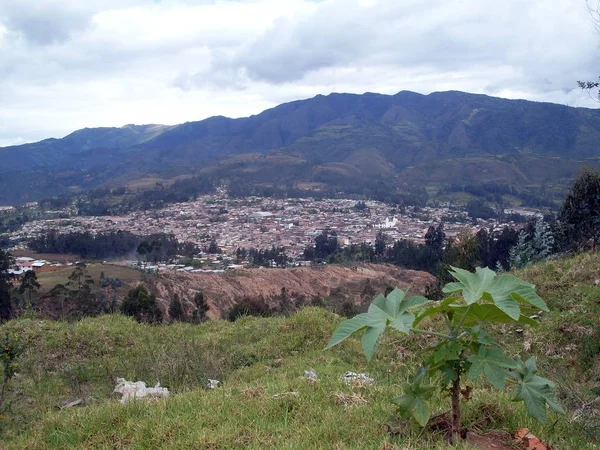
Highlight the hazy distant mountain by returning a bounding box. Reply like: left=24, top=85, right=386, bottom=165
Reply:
left=0, top=124, right=170, bottom=173
left=1, top=90, right=599, bottom=205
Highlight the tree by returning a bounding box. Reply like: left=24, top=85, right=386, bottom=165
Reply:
left=120, top=285, right=162, bottom=323
left=18, top=270, right=40, bottom=307
left=228, top=297, right=272, bottom=321
left=508, top=230, right=533, bottom=270
left=531, top=219, right=555, bottom=260
left=559, top=168, right=600, bottom=250
left=466, top=200, right=496, bottom=220
left=326, top=267, right=563, bottom=444
left=442, top=231, right=479, bottom=274
left=168, top=294, right=185, bottom=322
left=0, top=250, right=13, bottom=322
left=508, top=220, right=555, bottom=270
left=374, top=230, right=387, bottom=257
left=278, top=287, right=293, bottom=316
left=424, top=223, right=445, bottom=252
left=192, top=291, right=209, bottom=323
left=314, top=230, right=338, bottom=259
left=354, top=200, right=368, bottom=211
left=48, top=283, right=69, bottom=317
left=207, top=240, right=221, bottom=254
left=67, top=262, right=93, bottom=291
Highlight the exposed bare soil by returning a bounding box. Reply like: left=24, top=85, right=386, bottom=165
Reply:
left=149, top=264, right=435, bottom=319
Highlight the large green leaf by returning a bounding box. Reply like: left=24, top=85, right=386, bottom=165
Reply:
left=325, top=313, right=374, bottom=349
left=508, top=357, right=565, bottom=424
left=393, top=369, right=435, bottom=426
left=444, top=267, right=548, bottom=320
left=468, top=327, right=499, bottom=347
left=432, top=341, right=464, bottom=364
left=451, top=303, right=538, bottom=327
left=443, top=266, right=496, bottom=304
left=412, top=295, right=460, bottom=327
left=324, top=288, right=427, bottom=360
left=467, top=346, right=517, bottom=390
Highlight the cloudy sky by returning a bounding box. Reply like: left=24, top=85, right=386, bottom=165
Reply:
left=1, top=0, right=599, bottom=146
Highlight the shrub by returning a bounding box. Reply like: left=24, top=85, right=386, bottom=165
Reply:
left=120, top=285, right=162, bottom=324
left=326, top=266, right=563, bottom=444
left=228, top=297, right=273, bottom=321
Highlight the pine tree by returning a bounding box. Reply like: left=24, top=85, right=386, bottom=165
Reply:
left=509, top=230, right=533, bottom=270
left=508, top=220, right=555, bottom=270
left=532, top=219, right=554, bottom=260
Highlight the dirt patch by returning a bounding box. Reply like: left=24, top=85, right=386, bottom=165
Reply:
left=426, top=412, right=519, bottom=450
left=149, top=263, right=435, bottom=319
left=466, top=430, right=518, bottom=450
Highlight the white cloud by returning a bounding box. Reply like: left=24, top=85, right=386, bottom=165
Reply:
left=0, top=0, right=598, bottom=146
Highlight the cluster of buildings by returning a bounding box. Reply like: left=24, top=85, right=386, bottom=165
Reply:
left=8, top=256, right=71, bottom=276
left=6, top=193, right=536, bottom=270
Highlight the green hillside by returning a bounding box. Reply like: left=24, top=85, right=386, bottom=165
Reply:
left=1, top=254, right=599, bottom=448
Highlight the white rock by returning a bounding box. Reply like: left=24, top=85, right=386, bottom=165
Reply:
left=206, top=379, right=220, bottom=389
left=113, top=378, right=170, bottom=404
left=304, top=369, right=318, bottom=381
left=340, top=371, right=374, bottom=386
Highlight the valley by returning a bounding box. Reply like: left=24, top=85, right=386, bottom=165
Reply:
left=5, top=191, right=541, bottom=271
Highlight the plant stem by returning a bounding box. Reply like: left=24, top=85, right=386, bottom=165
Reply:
left=454, top=304, right=473, bottom=331
left=451, top=373, right=461, bottom=445
left=410, top=329, right=453, bottom=340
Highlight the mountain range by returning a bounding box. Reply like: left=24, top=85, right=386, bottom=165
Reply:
left=1, top=90, right=599, bottom=205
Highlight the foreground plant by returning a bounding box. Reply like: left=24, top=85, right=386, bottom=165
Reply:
left=0, top=330, right=22, bottom=413
left=325, top=267, right=564, bottom=444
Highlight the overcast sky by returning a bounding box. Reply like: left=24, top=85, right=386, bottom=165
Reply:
left=1, top=0, right=599, bottom=146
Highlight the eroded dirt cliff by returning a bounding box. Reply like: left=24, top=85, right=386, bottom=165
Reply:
left=148, top=264, right=435, bottom=319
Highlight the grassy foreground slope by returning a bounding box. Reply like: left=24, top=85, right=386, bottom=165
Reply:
left=2, top=254, right=600, bottom=449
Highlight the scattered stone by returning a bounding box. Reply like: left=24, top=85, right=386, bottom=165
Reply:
left=206, top=379, right=220, bottom=390
left=340, top=371, right=374, bottom=386
left=113, top=378, right=170, bottom=404
left=304, top=369, right=318, bottom=381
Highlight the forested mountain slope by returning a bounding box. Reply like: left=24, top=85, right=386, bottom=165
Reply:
left=2, top=91, right=599, bottom=204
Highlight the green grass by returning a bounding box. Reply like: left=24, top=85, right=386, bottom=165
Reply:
left=1, top=254, right=600, bottom=448
left=36, top=264, right=143, bottom=291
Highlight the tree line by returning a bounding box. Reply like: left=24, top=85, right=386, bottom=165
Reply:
left=28, top=231, right=200, bottom=261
